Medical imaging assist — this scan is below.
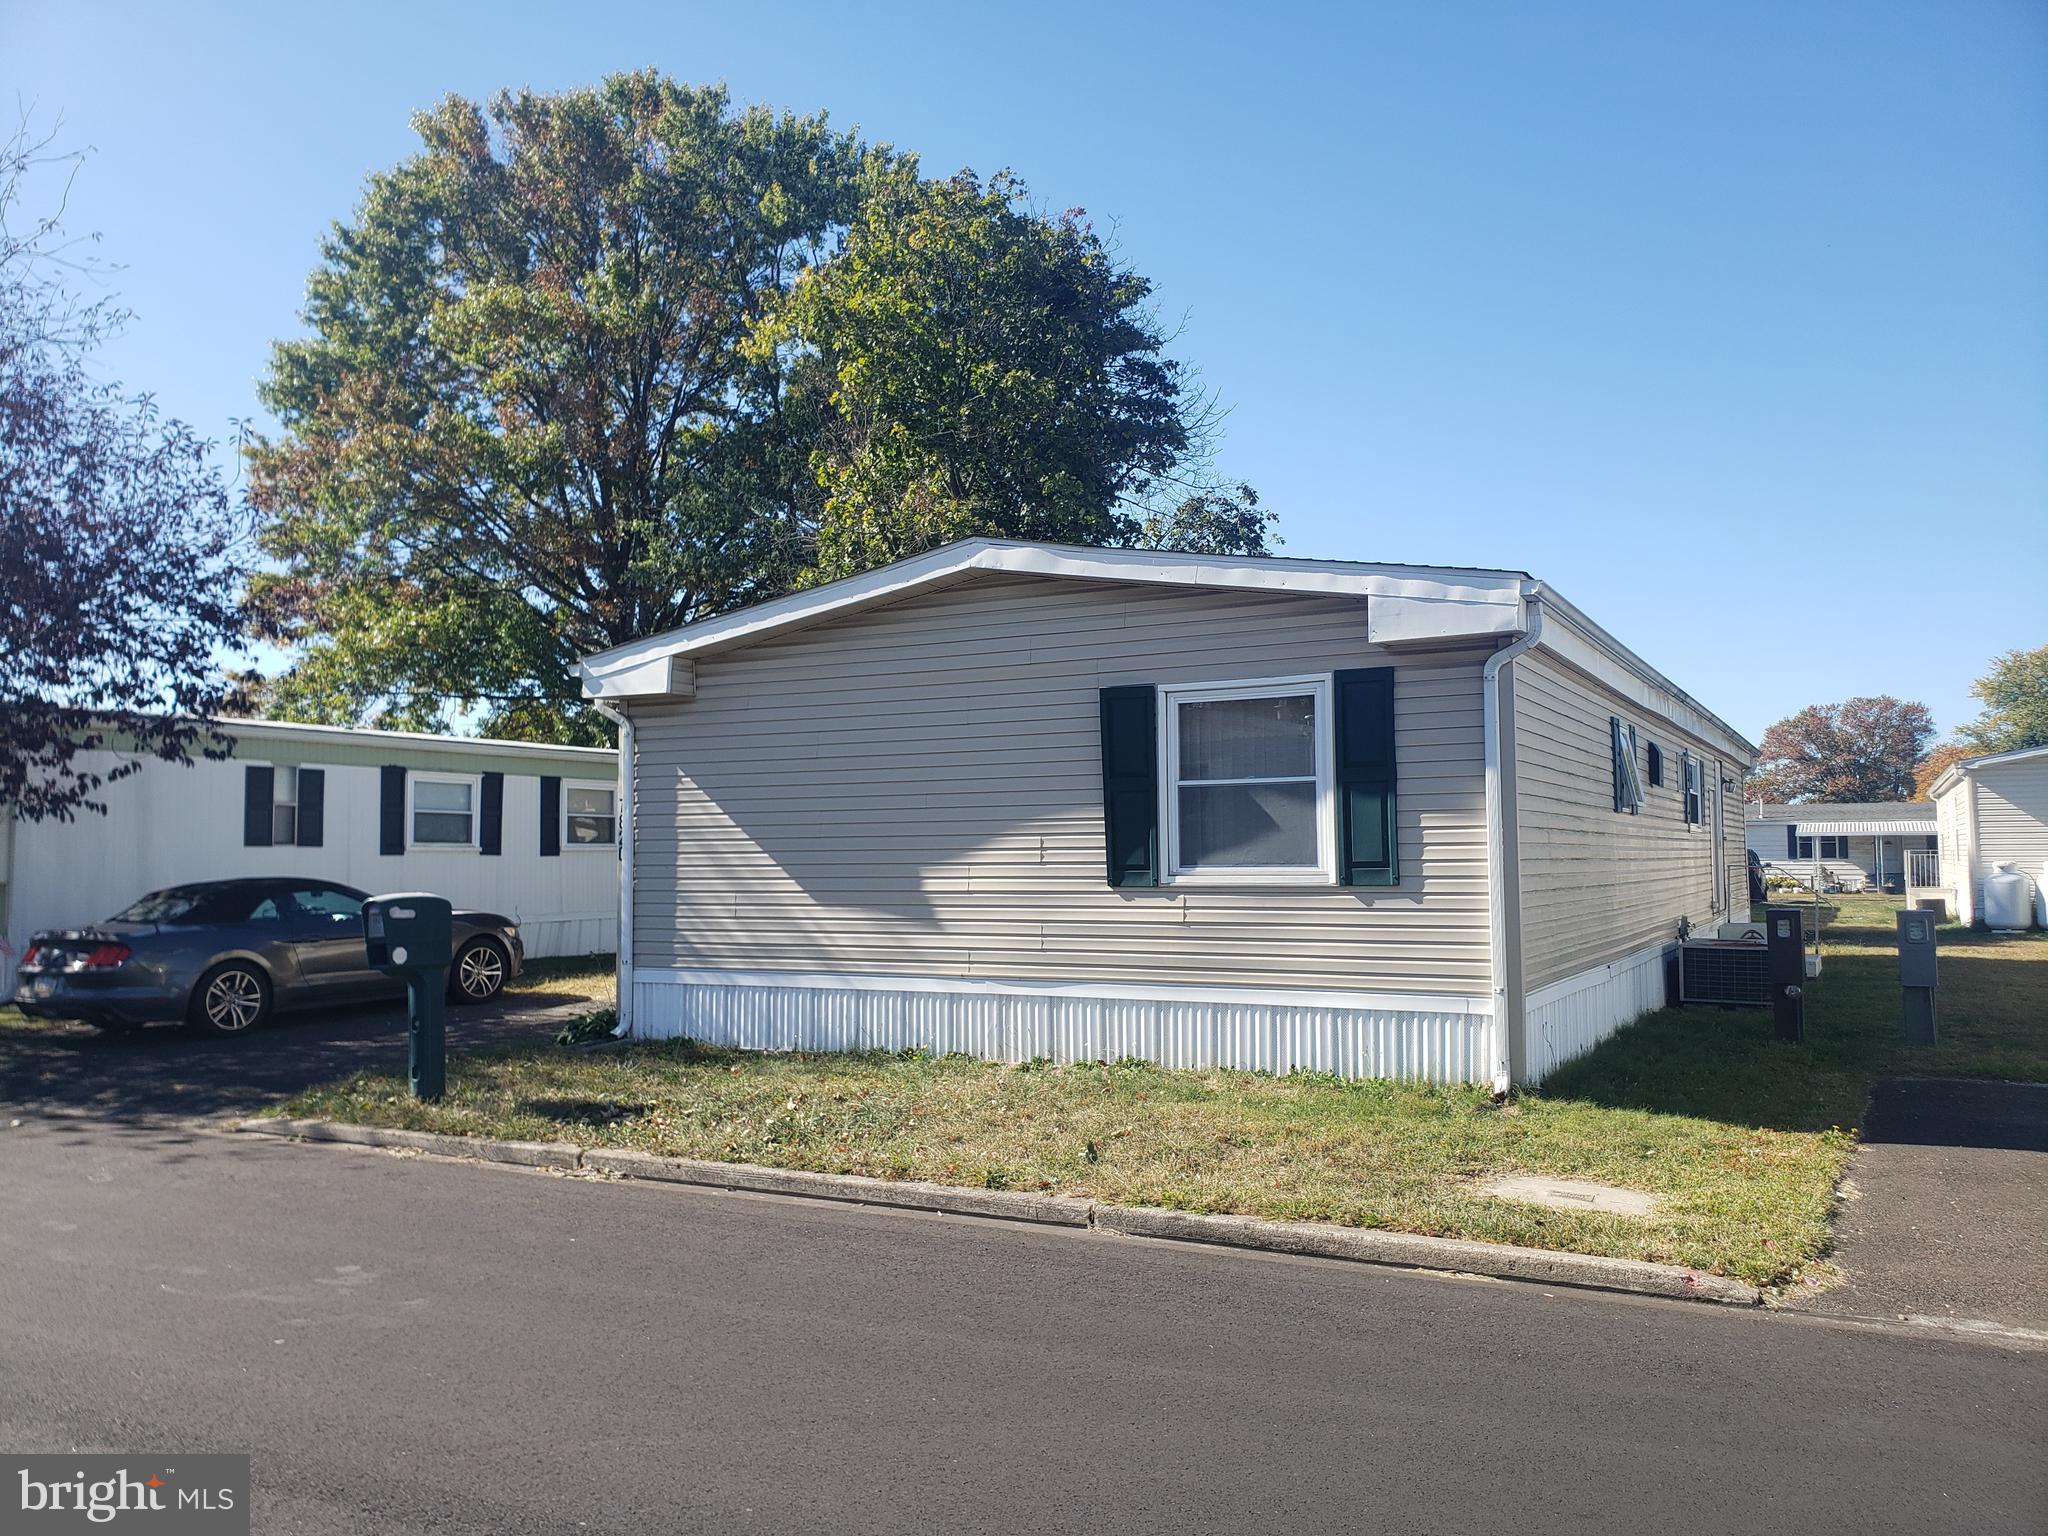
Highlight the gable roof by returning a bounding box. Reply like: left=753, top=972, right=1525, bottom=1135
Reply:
left=1747, top=801, right=1935, bottom=824
left=1929, top=742, right=2048, bottom=799
left=575, top=537, right=1755, bottom=761
left=578, top=539, right=1532, bottom=694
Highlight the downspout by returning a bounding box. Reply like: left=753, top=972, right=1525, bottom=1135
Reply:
left=591, top=700, right=635, bottom=1038
left=1482, top=593, right=1544, bottom=1095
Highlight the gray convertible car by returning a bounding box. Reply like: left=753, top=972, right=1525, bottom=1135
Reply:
left=12, top=878, right=523, bottom=1037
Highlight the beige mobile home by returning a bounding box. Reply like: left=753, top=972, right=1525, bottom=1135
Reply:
left=580, top=540, right=1754, bottom=1089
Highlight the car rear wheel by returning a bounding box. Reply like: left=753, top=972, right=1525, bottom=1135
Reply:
left=189, top=962, right=272, bottom=1036
left=450, top=939, right=508, bottom=1004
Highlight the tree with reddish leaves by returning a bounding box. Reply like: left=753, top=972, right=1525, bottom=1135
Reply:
left=1749, top=696, right=1935, bottom=804
left=0, top=122, right=246, bottom=821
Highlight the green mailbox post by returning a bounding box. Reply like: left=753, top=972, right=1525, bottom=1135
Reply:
left=363, top=893, right=454, bottom=1101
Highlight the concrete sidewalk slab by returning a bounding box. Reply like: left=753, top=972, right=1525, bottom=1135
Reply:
left=1793, top=1078, right=2048, bottom=1332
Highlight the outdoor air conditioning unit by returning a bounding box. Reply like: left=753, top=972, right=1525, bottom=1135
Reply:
left=1678, top=938, right=1770, bottom=1007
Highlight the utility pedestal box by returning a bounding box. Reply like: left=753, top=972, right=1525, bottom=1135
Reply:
left=1765, top=905, right=1806, bottom=1044
left=364, top=893, right=453, bottom=1101
left=1896, top=907, right=1938, bottom=1047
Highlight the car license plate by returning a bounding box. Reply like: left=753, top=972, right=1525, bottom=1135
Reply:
left=33, top=975, right=56, bottom=999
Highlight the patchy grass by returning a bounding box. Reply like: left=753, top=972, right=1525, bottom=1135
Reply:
left=507, top=953, right=616, bottom=1006
left=268, top=899, right=2045, bottom=1290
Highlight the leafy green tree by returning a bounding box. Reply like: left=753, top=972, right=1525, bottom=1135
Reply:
left=249, top=73, right=885, bottom=740
left=773, top=170, right=1254, bottom=579
left=1958, top=644, right=2048, bottom=755
left=252, top=81, right=1271, bottom=739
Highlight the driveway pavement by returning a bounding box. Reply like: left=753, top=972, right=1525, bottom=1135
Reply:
left=1791, top=1078, right=2048, bottom=1333
left=0, top=984, right=598, bottom=1129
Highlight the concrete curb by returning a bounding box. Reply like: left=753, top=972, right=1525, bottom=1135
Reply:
left=234, top=1117, right=1763, bottom=1307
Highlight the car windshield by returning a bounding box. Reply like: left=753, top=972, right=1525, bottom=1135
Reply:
left=108, top=888, right=221, bottom=923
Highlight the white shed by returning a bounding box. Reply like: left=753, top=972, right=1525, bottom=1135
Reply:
left=1927, top=744, right=2048, bottom=926
left=1, top=719, right=621, bottom=990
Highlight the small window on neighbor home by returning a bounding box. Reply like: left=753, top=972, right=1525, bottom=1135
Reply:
left=1645, top=743, right=1664, bottom=788
left=1163, top=677, right=1332, bottom=882
left=1611, top=718, right=1644, bottom=814
left=411, top=775, right=478, bottom=847
left=564, top=782, right=618, bottom=847
left=1682, top=753, right=1704, bottom=825
left=1797, top=836, right=1814, bottom=859
left=270, top=766, right=298, bottom=845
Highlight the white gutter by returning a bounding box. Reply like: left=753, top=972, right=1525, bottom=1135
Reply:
left=590, top=701, right=635, bottom=1038
left=1482, top=594, right=1544, bottom=1094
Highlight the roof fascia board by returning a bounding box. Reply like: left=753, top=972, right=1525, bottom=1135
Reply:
left=579, top=538, right=1529, bottom=695
left=211, top=717, right=616, bottom=762
left=1933, top=742, right=2048, bottom=799
left=1530, top=593, right=1758, bottom=764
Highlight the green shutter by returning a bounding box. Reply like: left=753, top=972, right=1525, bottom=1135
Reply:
left=1098, top=685, right=1158, bottom=888
left=1334, top=668, right=1398, bottom=887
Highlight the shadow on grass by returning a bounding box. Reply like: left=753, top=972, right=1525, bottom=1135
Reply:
left=1538, top=916, right=2048, bottom=1136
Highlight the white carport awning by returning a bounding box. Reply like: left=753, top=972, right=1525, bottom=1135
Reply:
left=1786, top=820, right=1933, bottom=836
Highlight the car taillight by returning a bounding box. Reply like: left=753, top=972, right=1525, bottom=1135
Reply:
left=20, top=943, right=43, bottom=967
left=78, top=944, right=131, bottom=969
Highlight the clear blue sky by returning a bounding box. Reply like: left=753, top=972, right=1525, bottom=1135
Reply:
left=6, top=0, right=2043, bottom=743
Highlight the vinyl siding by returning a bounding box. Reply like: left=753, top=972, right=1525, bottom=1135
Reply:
left=1511, top=652, right=1738, bottom=992
left=630, top=573, right=1494, bottom=995
left=1970, top=758, right=2048, bottom=920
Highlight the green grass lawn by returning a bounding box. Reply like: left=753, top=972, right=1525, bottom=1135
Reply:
left=249, top=900, right=2041, bottom=1289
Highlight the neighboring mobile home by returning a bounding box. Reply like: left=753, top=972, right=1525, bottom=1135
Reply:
left=0, top=720, right=620, bottom=991
left=1927, top=744, right=2048, bottom=926
left=579, top=540, right=1755, bottom=1089
left=1744, top=801, right=1937, bottom=893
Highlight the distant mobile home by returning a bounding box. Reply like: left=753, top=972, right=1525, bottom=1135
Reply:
left=579, top=540, right=1755, bottom=1089
left=1927, top=744, right=2048, bottom=926
left=0, top=720, right=620, bottom=991
left=1745, top=800, right=1937, bottom=892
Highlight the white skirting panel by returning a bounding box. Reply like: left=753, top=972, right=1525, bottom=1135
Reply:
left=631, top=970, right=1500, bottom=1086
left=1522, top=940, right=1673, bottom=1084
left=519, top=913, right=618, bottom=961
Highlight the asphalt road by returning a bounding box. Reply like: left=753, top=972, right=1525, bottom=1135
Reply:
left=3, top=1111, right=2044, bottom=1535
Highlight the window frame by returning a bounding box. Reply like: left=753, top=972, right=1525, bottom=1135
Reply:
left=406, top=771, right=482, bottom=851
left=1157, top=673, right=1337, bottom=888
left=1682, top=752, right=1705, bottom=826
left=269, top=764, right=299, bottom=846
left=561, top=778, right=620, bottom=851
left=1612, top=718, right=1644, bottom=815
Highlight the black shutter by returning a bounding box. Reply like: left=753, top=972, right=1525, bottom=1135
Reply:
left=1335, top=668, right=1399, bottom=886
left=539, top=775, right=561, bottom=857
left=479, top=771, right=504, bottom=856
left=242, top=764, right=274, bottom=847
left=380, top=766, right=406, bottom=855
left=1786, top=825, right=1799, bottom=860
left=296, top=768, right=325, bottom=847
left=1098, top=686, right=1158, bottom=887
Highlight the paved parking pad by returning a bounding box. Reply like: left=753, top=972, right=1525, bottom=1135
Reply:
left=1793, top=1078, right=2048, bottom=1332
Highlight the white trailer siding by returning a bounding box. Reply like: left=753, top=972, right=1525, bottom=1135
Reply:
left=631, top=573, right=1496, bottom=997
left=1965, top=755, right=2048, bottom=924
left=2, top=735, right=617, bottom=989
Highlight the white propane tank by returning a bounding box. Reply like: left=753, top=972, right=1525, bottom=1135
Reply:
left=1982, top=861, right=2035, bottom=931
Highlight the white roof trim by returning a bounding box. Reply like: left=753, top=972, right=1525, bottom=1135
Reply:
left=212, top=717, right=615, bottom=762
left=1930, top=742, right=2048, bottom=799
left=1772, top=819, right=1936, bottom=836
left=579, top=538, right=1530, bottom=690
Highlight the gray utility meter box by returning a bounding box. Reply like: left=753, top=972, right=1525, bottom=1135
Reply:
left=364, top=893, right=454, bottom=1100
left=1765, top=906, right=1806, bottom=1044
left=1897, top=908, right=1938, bottom=1046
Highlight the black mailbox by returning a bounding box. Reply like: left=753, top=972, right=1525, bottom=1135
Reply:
left=1897, top=908, right=1937, bottom=1046
left=1765, top=905, right=1805, bottom=1044
left=363, top=893, right=454, bottom=1100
